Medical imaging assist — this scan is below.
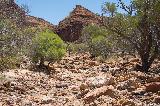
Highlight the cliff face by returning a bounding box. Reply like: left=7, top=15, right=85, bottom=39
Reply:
left=0, top=0, right=56, bottom=31
left=0, top=0, right=26, bottom=25
left=1, top=1, right=102, bottom=41
left=25, top=15, right=56, bottom=32
left=56, top=5, right=102, bottom=42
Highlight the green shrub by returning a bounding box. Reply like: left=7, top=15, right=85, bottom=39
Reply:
left=0, top=56, right=20, bottom=71
left=31, top=29, right=66, bottom=66
left=81, top=24, right=112, bottom=58
left=0, top=19, right=22, bottom=70
left=0, top=19, right=39, bottom=71
left=89, top=36, right=111, bottom=58
left=67, top=43, right=88, bottom=53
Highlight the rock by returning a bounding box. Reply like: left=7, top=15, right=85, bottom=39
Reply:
left=26, top=15, right=55, bottom=31
left=132, top=87, right=146, bottom=95
left=121, top=100, right=136, bottom=106
left=129, top=58, right=140, bottom=63
left=69, top=85, right=79, bottom=94
left=22, top=100, right=33, bottom=106
left=86, top=76, right=115, bottom=88
left=56, top=83, right=68, bottom=88
left=70, top=69, right=78, bottom=73
left=117, top=77, right=140, bottom=91
left=4, top=71, right=18, bottom=79
left=3, top=81, right=11, bottom=88
left=56, top=5, right=102, bottom=42
left=109, top=67, right=121, bottom=72
left=83, top=85, right=117, bottom=103
left=77, top=89, right=89, bottom=99
left=41, top=96, right=53, bottom=104
left=153, top=96, right=160, bottom=104
left=147, top=76, right=160, bottom=83
left=99, top=64, right=110, bottom=72
left=79, top=83, right=88, bottom=91
left=1, top=0, right=26, bottom=26
left=145, top=82, right=160, bottom=93
left=88, top=61, right=99, bottom=66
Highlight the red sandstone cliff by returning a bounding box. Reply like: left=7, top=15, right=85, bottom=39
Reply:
left=1, top=1, right=102, bottom=41
left=0, top=0, right=56, bottom=31
left=25, top=15, right=56, bottom=31
left=56, top=5, right=102, bottom=42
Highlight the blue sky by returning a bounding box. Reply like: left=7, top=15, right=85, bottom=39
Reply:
left=15, top=0, right=119, bottom=25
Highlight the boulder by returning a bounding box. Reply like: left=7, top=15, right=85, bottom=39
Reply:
left=153, top=96, right=160, bottom=104
left=145, top=82, right=160, bottom=93
left=40, top=95, right=53, bottom=104
left=117, top=77, right=141, bottom=91
left=86, top=75, right=115, bottom=88
left=83, top=85, right=117, bottom=103
left=79, top=83, right=88, bottom=91
left=147, top=76, right=160, bottom=83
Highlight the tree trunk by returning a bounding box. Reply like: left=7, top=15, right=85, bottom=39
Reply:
left=141, top=60, right=150, bottom=72
left=39, top=57, right=44, bottom=68
left=140, top=51, right=150, bottom=72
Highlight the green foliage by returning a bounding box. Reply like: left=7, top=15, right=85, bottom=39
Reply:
left=89, top=36, right=111, bottom=58
left=102, top=0, right=160, bottom=72
left=0, top=56, right=19, bottom=71
left=82, top=24, right=112, bottom=58
left=0, top=74, right=5, bottom=81
left=67, top=43, right=88, bottom=53
left=0, top=20, right=21, bottom=70
left=0, top=19, right=38, bottom=71
left=31, top=29, right=66, bottom=64
left=102, top=2, right=117, bottom=17
left=82, top=24, right=107, bottom=40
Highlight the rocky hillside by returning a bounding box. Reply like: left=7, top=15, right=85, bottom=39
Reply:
left=26, top=15, right=56, bottom=31
left=0, top=0, right=26, bottom=25
left=0, top=53, right=160, bottom=105
left=56, top=5, right=102, bottom=42
left=0, top=0, right=56, bottom=31
left=1, top=1, right=103, bottom=41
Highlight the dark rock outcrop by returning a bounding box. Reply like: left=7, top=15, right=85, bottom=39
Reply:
left=56, top=5, right=102, bottom=42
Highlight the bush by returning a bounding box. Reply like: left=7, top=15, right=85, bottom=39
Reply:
left=67, top=42, right=88, bottom=54
left=31, top=29, right=66, bottom=66
left=0, top=19, right=39, bottom=71
left=89, top=36, right=111, bottom=58
left=0, top=56, right=20, bottom=71
left=81, top=24, right=112, bottom=58
left=0, top=19, right=22, bottom=70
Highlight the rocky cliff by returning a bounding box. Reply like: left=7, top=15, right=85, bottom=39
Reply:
left=56, top=5, right=102, bottom=42
left=26, top=15, right=56, bottom=31
left=0, top=0, right=56, bottom=31
left=0, top=0, right=26, bottom=25
left=1, top=1, right=102, bottom=42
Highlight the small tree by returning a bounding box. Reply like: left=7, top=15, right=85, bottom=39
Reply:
left=31, top=29, right=66, bottom=67
left=102, top=2, right=117, bottom=17
left=102, top=0, right=160, bottom=72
